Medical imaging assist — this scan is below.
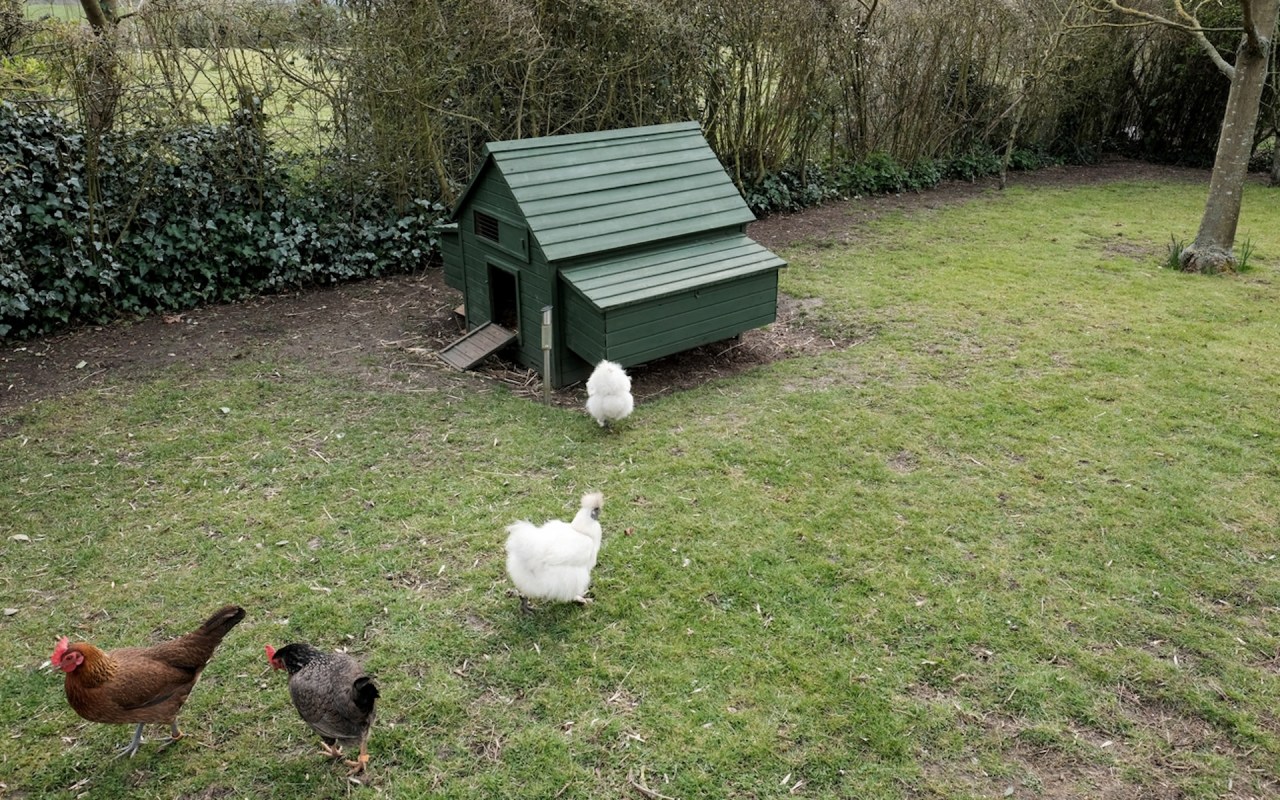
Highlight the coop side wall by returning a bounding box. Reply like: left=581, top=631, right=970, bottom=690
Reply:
left=558, top=287, right=604, bottom=386
left=437, top=225, right=464, bottom=290
left=563, top=271, right=779, bottom=368
left=458, top=169, right=556, bottom=378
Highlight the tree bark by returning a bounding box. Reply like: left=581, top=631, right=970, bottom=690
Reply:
left=74, top=0, right=122, bottom=135
left=78, top=0, right=110, bottom=32
left=1180, top=0, right=1279, bottom=273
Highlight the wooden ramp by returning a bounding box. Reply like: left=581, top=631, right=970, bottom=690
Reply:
left=438, top=322, right=517, bottom=370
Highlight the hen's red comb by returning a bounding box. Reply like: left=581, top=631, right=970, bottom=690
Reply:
left=50, top=636, right=69, bottom=665
left=264, top=644, right=276, bottom=661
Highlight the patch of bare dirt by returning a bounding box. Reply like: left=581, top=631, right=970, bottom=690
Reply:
left=908, top=684, right=1145, bottom=800
left=907, top=674, right=1280, bottom=800
left=0, top=158, right=1210, bottom=420
left=1113, top=684, right=1280, bottom=800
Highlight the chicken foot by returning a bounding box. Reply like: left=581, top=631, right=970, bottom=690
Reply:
left=320, top=741, right=345, bottom=760
left=319, top=739, right=368, bottom=776
left=344, top=742, right=370, bottom=776
left=116, top=721, right=183, bottom=758
left=159, top=721, right=184, bottom=749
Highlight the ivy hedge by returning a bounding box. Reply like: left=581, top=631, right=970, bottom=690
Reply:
left=0, top=102, right=444, bottom=340
left=741, top=148, right=1063, bottom=217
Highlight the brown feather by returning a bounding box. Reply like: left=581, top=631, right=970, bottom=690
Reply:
left=59, top=605, right=245, bottom=727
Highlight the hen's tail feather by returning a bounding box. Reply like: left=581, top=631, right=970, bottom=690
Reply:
left=196, top=605, right=247, bottom=642
left=352, top=676, right=380, bottom=714
left=138, top=605, right=245, bottom=674
left=505, top=520, right=537, bottom=549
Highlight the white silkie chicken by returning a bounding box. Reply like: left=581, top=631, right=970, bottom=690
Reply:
left=585, top=359, right=634, bottom=429
left=505, top=492, right=604, bottom=613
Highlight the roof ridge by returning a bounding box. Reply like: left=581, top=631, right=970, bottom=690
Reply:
left=485, top=121, right=701, bottom=153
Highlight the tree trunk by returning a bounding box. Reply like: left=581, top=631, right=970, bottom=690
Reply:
left=1271, top=19, right=1279, bottom=187
left=74, top=0, right=122, bottom=134
left=78, top=0, right=110, bottom=32
left=999, top=83, right=1029, bottom=191
left=1180, top=0, right=1278, bottom=273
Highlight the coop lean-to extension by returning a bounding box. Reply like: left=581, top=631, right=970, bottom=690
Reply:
left=435, top=121, right=787, bottom=387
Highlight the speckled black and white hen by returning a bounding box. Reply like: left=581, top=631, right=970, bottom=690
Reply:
left=265, top=642, right=379, bottom=776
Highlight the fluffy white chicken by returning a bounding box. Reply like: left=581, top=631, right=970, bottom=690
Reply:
left=505, top=492, right=605, bottom=613
left=585, top=360, right=634, bottom=429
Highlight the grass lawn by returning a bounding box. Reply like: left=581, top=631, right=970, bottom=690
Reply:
left=129, top=47, right=335, bottom=150
left=23, top=2, right=81, bottom=21
left=10, top=12, right=331, bottom=148
left=2, top=176, right=1278, bottom=799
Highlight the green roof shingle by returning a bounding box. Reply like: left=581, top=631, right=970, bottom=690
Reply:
left=561, top=233, right=785, bottom=310
left=455, top=121, right=756, bottom=262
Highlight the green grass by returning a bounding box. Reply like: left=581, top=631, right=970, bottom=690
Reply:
left=129, top=48, right=334, bottom=149
left=23, top=2, right=81, bottom=21
left=3, top=177, right=1279, bottom=799
left=9, top=17, right=331, bottom=147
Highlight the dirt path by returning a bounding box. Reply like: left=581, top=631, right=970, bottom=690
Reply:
left=0, top=159, right=1209, bottom=418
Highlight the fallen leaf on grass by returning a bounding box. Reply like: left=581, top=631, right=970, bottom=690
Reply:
left=9, top=534, right=30, bottom=542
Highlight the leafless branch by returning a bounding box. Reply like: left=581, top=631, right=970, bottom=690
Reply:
left=1094, top=0, right=1235, bottom=78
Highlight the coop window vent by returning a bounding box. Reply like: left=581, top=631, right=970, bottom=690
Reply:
left=475, top=210, right=500, bottom=242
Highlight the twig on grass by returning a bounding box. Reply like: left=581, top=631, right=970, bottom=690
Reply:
left=628, top=768, right=678, bottom=800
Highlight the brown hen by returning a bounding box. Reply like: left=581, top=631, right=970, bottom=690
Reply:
left=51, top=605, right=246, bottom=758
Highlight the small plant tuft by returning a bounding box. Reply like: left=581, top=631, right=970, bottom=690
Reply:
left=1164, top=235, right=1187, bottom=270
left=1234, top=236, right=1255, bottom=272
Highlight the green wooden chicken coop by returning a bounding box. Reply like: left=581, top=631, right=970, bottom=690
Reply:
left=435, top=121, right=786, bottom=387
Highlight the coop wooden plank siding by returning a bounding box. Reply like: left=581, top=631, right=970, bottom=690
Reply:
left=440, top=121, right=786, bottom=387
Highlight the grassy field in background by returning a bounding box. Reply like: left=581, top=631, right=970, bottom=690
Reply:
left=13, top=4, right=330, bottom=147
left=24, top=2, right=81, bottom=21
left=1, top=177, right=1278, bottom=799
left=131, top=47, right=334, bottom=149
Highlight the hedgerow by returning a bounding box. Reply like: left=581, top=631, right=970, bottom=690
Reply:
left=0, top=102, right=443, bottom=339
left=741, top=148, right=1063, bottom=217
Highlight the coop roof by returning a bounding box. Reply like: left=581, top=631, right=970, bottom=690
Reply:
left=454, top=121, right=756, bottom=262
left=560, top=232, right=785, bottom=311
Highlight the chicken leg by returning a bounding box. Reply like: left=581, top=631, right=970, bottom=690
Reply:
left=115, top=723, right=146, bottom=759
left=159, top=720, right=184, bottom=749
